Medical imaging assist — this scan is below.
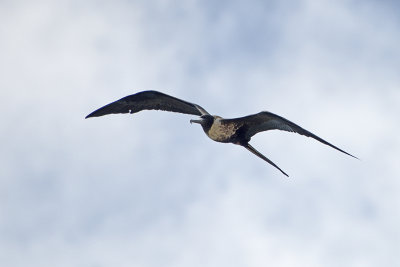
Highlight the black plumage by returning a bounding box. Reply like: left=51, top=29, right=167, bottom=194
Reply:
left=85, top=90, right=209, bottom=118
left=86, top=90, right=357, bottom=176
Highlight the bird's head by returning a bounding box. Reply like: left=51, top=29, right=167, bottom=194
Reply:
left=190, top=114, right=214, bottom=131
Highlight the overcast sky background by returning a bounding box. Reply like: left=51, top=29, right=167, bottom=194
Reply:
left=1, top=0, right=399, bottom=266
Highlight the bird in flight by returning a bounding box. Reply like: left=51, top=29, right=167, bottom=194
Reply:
left=86, top=90, right=357, bottom=177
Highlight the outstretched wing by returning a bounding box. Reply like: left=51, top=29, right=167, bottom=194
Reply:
left=225, top=111, right=358, bottom=159
left=85, top=90, right=209, bottom=119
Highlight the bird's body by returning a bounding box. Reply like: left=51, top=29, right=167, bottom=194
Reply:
left=86, top=90, right=357, bottom=177
left=202, top=116, right=241, bottom=143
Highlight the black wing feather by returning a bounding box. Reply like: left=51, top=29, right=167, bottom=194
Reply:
left=226, top=111, right=358, bottom=159
left=85, top=90, right=209, bottom=119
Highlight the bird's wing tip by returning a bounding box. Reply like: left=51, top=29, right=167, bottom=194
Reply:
left=85, top=110, right=102, bottom=119
left=280, top=170, right=289, bottom=177
left=344, top=151, right=359, bottom=160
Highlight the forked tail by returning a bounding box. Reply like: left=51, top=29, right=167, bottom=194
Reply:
left=243, top=143, right=289, bottom=177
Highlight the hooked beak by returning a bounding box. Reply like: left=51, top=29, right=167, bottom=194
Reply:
left=190, top=118, right=203, bottom=124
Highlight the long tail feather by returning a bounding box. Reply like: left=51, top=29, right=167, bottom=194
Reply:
left=243, top=143, right=289, bottom=177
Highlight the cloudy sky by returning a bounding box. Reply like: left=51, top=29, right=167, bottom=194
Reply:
left=1, top=0, right=399, bottom=266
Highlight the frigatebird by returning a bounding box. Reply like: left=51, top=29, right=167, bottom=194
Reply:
left=86, top=90, right=357, bottom=176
